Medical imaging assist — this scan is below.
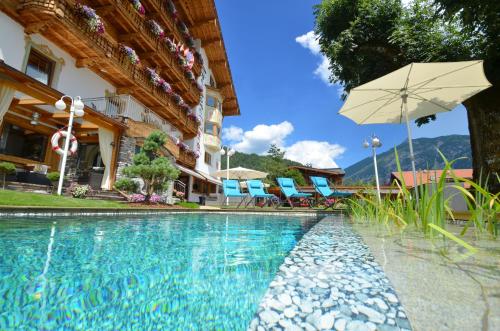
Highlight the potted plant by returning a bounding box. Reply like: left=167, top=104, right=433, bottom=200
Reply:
left=46, top=172, right=61, bottom=193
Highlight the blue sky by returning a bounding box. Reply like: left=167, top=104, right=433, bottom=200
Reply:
left=215, top=0, right=469, bottom=168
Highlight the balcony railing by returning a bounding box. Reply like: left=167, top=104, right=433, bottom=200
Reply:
left=204, top=133, right=221, bottom=152
left=83, top=95, right=176, bottom=134
left=18, top=0, right=199, bottom=138
left=178, top=149, right=197, bottom=168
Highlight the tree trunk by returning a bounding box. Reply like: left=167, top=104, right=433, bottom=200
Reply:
left=463, top=81, right=500, bottom=193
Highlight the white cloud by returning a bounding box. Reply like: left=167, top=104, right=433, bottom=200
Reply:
left=285, top=140, right=345, bottom=168
left=222, top=125, right=243, bottom=142
left=230, top=121, right=294, bottom=154
left=296, top=31, right=332, bottom=85
left=224, top=121, right=346, bottom=168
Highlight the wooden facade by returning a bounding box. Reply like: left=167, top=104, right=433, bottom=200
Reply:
left=289, top=166, right=346, bottom=186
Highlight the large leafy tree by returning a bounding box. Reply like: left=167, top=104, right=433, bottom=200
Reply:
left=314, top=0, right=499, bottom=191
left=123, top=131, right=180, bottom=200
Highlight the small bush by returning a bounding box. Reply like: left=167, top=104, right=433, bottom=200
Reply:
left=129, top=193, right=146, bottom=203
left=149, top=193, right=162, bottom=204
left=114, top=178, right=138, bottom=193
left=46, top=172, right=60, bottom=183
left=69, top=184, right=92, bottom=199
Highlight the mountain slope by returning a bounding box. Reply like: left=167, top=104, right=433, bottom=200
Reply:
left=344, top=135, right=472, bottom=184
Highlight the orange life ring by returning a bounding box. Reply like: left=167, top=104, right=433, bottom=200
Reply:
left=51, top=130, right=78, bottom=156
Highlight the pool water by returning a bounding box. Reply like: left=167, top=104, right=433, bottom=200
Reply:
left=0, top=213, right=319, bottom=330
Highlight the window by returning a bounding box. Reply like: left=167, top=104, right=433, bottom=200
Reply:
left=204, top=123, right=214, bottom=135
left=206, top=96, right=217, bottom=108
left=25, top=49, right=55, bottom=86
left=0, top=123, right=48, bottom=162
left=204, top=152, right=212, bottom=165
left=209, top=75, right=216, bottom=88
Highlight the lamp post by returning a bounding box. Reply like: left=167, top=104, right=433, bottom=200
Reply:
left=363, top=134, right=382, bottom=202
left=54, top=96, right=85, bottom=195
left=220, top=146, right=235, bottom=206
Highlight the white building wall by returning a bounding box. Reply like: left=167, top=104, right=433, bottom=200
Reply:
left=0, top=12, right=115, bottom=99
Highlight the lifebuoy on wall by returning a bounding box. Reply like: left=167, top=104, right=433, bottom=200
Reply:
left=51, top=130, right=78, bottom=156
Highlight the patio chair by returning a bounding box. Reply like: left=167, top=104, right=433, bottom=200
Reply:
left=276, top=177, right=313, bottom=209
left=245, top=179, right=279, bottom=208
left=222, top=179, right=248, bottom=208
left=310, top=176, right=352, bottom=209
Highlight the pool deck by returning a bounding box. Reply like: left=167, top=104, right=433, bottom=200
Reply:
left=249, top=216, right=412, bottom=331
left=0, top=206, right=343, bottom=217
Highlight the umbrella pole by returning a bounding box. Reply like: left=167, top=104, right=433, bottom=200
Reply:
left=403, top=95, right=420, bottom=206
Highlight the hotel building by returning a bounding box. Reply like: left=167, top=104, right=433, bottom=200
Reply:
left=0, top=0, right=239, bottom=203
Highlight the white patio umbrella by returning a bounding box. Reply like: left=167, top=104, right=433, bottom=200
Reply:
left=339, top=60, right=491, bottom=203
left=212, top=166, right=268, bottom=180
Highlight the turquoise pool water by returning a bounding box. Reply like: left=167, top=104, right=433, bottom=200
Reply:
left=0, top=213, right=319, bottom=330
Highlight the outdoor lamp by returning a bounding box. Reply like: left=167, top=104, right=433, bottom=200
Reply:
left=55, top=98, right=67, bottom=111
left=363, top=134, right=382, bottom=202
left=228, top=148, right=235, bottom=156
left=30, top=112, right=40, bottom=126
left=73, top=96, right=85, bottom=117
left=220, top=148, right=226, bottom=155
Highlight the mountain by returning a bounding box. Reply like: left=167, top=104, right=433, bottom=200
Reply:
left=220, top=152, right=302, bottom=171
left=344, top=135, right=472, bottom=184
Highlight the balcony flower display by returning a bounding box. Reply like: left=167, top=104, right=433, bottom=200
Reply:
left=75, top=3, right=105, bottom=34
left=164, top=37, right=177, bottom=53
left=176, top=141, right=188, bottom=151
left=145, top=67, right=163, bottom=87
left=128, top=0, right=145, bottom=15
left=166, top=0, right=178, bottom=18
left=160, top=80, right=173, bottom=94
left=120, top=45, right=140, bottom=66
left=187, top=149, right=200, bottom=159
left=187, top=111, right=202, bottom=124
left=147, top=20, right=165, bottom=39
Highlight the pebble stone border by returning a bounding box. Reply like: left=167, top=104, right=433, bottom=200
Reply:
left=248, top=217, right=412, bottom=331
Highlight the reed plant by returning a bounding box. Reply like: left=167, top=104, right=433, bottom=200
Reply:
left=347, top=149, right=499, bottom=253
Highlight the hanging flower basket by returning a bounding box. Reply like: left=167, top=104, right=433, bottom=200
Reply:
left=145, top=67, right=163, bottom=87
left=164, top=38, right=177, bottom=53
left=75, top=3, right=105, bottom=34
left=120, top=45, right=140, bottom=66
left=147, top=20, right=165, bottom=39
left=160, top=80, right=173, bottom=94
left=128, top=0, right=145, bottom=15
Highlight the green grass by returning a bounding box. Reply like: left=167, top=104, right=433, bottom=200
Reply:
left=0, top=190, right=128, bottom=208
left=175, top=201, right=200, bottom=209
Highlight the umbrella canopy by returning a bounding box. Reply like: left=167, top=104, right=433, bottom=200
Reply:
left=212, top=167, right=268, bottom=180
left=339, top=60, right=491, bottom=202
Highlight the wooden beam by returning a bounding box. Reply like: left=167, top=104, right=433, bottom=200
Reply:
left=190, top=17, right=216, bottom=29
left=76, top=57, right=102, bottom=68
left=52, top=112, right=70, bottom=119
left=116, top=86, right=137, bottom=95
left=95, top=5, right=115, bottom=16
left=119, top=33, right=139, bottom=42
left=202, top=38, right=221, bottom=48
left=80, top=121, right=99, bottom=129
left=18, top=98, right=46, bottom=106
left=25, top=20, right=53, bottom=34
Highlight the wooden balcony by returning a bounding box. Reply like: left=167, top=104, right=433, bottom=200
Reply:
left=17, top=0, right=198, bottom=138
left=85, top=0, right=201, bottom=104
left=139, top=0, right=202, bottom=78
left=177, top=149, right=197, bottom=168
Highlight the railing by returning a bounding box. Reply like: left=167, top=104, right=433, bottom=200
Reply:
left=178, top=149, right=197, bottom=168
left=83, top=95, right=174, bottom=134
left=173, top=179, right=186, bottom=196
left=18, top=0, right=199, bottom=136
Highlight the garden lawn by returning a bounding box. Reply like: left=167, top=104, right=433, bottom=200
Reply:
left=0, top=190, right=128, bottom=208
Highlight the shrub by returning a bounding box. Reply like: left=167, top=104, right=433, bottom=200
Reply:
left=0, top=162, right=16, bottom=190
left=46, top=172, right=60, bottom=183
left=149, top=193, right=162, bottom=204
left=114, top=178, right=138, bottom=193
left=69, top=184, right=92, bottom=199
left=129, top=193, right=146, bottom=203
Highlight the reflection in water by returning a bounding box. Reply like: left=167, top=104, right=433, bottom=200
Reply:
left=0, top=214, right=319, bottom=330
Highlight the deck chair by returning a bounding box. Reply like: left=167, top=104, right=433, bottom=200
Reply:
left=245, top=180, right=279, bottom=208
left=310, top=176, right=352, bottom=209
left=276, top=177, right=312, bottom=209
left=222, top=179, right=247, bottom=208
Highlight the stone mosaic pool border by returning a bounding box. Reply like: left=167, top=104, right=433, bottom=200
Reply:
left=0, top=208, right=340, bottom=217
left=248, top=216, right=412, bottom=331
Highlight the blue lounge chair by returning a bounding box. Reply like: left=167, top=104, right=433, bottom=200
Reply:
left=276, top=177, right=312, bottom=208
left=222, top=179, right=248, bottom=208
left=245, top=180, right=279, bottom=208
left=310, top=176, right=352, bottom=209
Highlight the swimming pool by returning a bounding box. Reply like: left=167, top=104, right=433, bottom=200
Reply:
left=0, top=213, right=319, bottom=330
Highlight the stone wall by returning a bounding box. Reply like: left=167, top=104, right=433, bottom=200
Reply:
left=116, top=136, right=136, bottom=180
